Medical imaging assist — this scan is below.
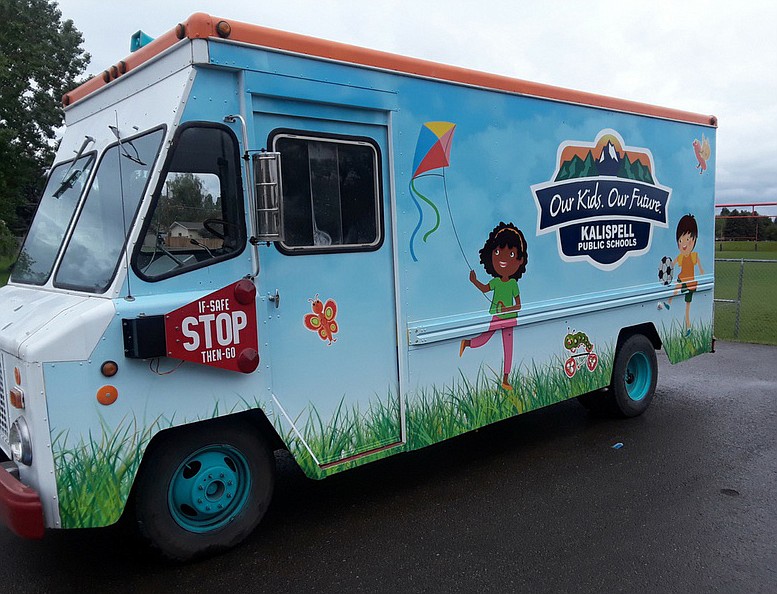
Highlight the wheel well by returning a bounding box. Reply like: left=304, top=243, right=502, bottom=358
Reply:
left=142, top=408, right=287, bottom=460
left=124, top=408, right=286, bottom=519
left=616, top=323, right=662, bottom=351
left=240, top=408, right=287, bottom=451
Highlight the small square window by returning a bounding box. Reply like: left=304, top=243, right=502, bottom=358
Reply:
left=274, top=134, right=381, bottom=252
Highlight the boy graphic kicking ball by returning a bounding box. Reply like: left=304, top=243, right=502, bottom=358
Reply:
left=664, top=214, right=704, bottom=336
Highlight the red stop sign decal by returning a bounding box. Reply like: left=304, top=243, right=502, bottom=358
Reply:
left=165, top=280, right=259, bottom=373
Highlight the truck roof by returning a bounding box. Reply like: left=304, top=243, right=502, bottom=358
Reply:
left=63, top=12, right=716, bottom=127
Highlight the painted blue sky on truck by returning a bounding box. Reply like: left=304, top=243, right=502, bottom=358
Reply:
left=55, top=0, right=775, bottom=211
left=392, top=78, right=714, bottom=324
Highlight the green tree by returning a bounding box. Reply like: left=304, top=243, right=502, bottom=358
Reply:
left=716, top=207, right=731, bottom=240
left=0, top=219, right=16, bottom=257
left=753, top=213, right=774, bottom=239
left=153, top=173, right=220, bottom=230
left=765, top=220, right=777, bottom=242
left=169, top=173, right=209, bottom=212
left=723, top=209, right=754, bottom=240
left=0, top=0, right=90, bottom=235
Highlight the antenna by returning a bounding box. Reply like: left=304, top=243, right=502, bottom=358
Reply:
left=112, top=112, right=134, bottom=301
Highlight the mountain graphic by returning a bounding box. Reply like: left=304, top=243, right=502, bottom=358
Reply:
left=597, top=141, right=621, bottom=175
left=555, top=151, right=598, bottom=181
left=617, top=154, right=654, bottom=184
left=554, top=144, right=654, bottom=184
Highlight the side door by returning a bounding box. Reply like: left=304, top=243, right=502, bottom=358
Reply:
left=256, top=111, right=402, bottom=469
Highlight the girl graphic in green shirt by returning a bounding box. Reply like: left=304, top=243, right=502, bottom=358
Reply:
left=460, top=222, right=528, bottom=390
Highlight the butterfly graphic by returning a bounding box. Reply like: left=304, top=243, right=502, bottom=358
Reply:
left=303, top=295, right=338, bottom=345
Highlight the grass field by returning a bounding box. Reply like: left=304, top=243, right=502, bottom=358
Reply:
left=715, top=239, right=777, bottom=261
left=714, top=242, right=777, bottom=345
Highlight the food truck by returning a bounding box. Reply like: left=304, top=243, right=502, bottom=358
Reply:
left=0, top=13, right=716, bottom=559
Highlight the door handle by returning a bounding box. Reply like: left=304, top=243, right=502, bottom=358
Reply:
left=268, top=289, right=280, bottom=308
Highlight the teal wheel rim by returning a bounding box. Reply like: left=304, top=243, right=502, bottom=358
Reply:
left=168, top=445, right=252, bottom=533
left=624, top=352, right=651, bottom=401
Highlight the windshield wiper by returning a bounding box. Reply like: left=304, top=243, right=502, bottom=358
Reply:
left=109, top=125, right=146, bottom=166
left=53, top=135, right=94, bottom=198
left=52, top=168, right=83, bottom=199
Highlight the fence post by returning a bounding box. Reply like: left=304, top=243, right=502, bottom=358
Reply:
left=734, top=258, right=745, bottom=339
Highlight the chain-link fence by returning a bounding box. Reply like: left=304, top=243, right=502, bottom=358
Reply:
left=714, top=258, right=777, bottom=345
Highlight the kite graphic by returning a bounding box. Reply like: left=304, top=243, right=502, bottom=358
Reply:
left=409, top=121, right=456, bottom=261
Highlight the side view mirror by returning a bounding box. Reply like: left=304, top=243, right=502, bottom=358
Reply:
left=252, top=152, right=284, bottom=242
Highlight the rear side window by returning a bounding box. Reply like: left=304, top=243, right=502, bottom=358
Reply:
left=134, top=125, right=246, bottom=280
left=273, top=134, right=382, bottom=253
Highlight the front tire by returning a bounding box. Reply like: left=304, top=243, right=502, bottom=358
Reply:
left=610, top=334, right=658, bottom=417
left=134, top=416, right=275, bottom=561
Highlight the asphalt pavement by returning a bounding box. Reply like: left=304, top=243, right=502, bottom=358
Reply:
left=1, top=340, right=775, bottom=593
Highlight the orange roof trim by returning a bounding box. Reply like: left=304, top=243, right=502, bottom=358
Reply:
left=63, top=13, right=717, bottom=127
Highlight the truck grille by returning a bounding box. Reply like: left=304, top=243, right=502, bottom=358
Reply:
left=0, top=358, right=8, bottom=443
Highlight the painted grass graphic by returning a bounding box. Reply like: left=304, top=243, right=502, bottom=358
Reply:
left=660, top=320, right=714, bottom=363
left=282, top=393, right=402, bottom=466
left=52, top=346, right=621, bottom=526
left=281, top=349, right=614, bottom=478
left=52, top=397, right=264, bottom=529
left=53, top=415, right=163, bottom=528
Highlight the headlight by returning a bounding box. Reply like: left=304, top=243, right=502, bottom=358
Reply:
left=9, top=417, right=33, bottom=466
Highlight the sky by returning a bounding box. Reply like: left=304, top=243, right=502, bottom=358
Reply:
left=55, top=0, right=777, bottom=216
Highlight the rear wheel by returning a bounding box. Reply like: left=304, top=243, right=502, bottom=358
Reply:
left=610, top=334, right=657, bottom=417
left=134, top=416, right=275, bottom=561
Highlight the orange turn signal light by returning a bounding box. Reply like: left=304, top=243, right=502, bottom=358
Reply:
left=101, top=361, right=119, bottom=377
left=10, top=387, right=25, bottom=410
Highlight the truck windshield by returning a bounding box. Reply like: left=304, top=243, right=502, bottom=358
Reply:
left=11, top=154, right=96, bottom=285
left=54, top=128, right=164, bottom=293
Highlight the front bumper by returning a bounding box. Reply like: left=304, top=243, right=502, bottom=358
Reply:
left=0, top=461, right=44, bottom=539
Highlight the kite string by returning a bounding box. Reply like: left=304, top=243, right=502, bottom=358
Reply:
left=411, top=170, right=492, bottom=307
left=441, top=169, right=493, bottom=306
left=415, top=170, right=474, bottom=271
left=442, top=169, right=473, bottom=271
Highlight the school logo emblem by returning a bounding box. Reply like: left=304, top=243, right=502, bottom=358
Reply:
left=531, top=129, right=671, bottom=270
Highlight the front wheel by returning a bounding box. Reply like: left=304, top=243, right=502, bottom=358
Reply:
left=610, top=334, right=658, bottom=417
left=134, top=416, right=275, bottom=561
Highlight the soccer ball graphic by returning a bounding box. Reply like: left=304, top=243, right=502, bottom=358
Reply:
left=658, top=256, right=673, bottom=285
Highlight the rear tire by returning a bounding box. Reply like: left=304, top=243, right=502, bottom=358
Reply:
left=610, top=334, right=657, bottom=417
left=134, top=416, right=275, bottom=561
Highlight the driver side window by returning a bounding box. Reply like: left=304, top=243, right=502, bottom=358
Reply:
left=135, top=125, right=245, bottom=280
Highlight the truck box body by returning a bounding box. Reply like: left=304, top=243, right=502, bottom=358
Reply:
left=0, top=14, right=715, bottom=542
